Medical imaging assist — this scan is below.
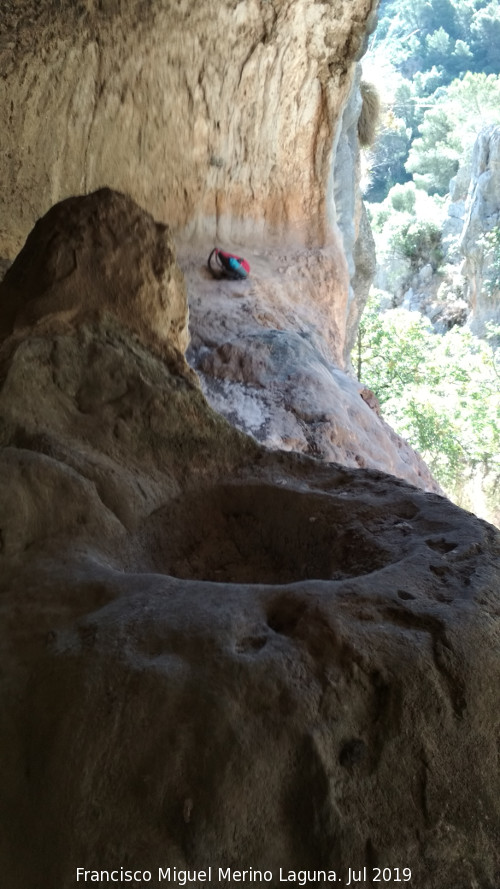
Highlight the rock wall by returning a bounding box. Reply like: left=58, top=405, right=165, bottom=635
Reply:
left=332, top=66, right=377, bottom=366
left=0, top=0, right=377, bottom=257
left=0, top=187, right=190, bottom=359
left=1, top=190, right=500, bottom=889
left=1, top=0, right=436, bottom=496
left=459, top=124, right=500, bottom=334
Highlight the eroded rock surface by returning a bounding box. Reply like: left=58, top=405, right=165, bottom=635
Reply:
left=0, top=188, right=190, bottom=360
left=0, top=0, right=380, bottom=444
left=182, top=245, right=440, bottom=493
left=459, top=125, right=500, bottom=334
left=1, top=191, right=500, bottom=889
left=0, top=0, right=378, bottom=255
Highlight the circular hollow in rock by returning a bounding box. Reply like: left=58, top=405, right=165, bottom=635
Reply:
left=144, top=483, right=399, bottom=584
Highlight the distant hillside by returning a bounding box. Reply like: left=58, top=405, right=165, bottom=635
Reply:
left=364, top=0, right=500, bottom=201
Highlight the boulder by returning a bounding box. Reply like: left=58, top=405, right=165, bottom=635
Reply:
left=0, top=188, right=191, bottom=361
left=1, top=190, right=500, bottom=889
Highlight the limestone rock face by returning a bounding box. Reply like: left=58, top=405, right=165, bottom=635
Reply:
left=0, top=0, right=379, bottom=408
left=459, top=125, right=500, bottom=333
left=1, top=191, right=500, bottom=889
left=332, top=68, right=377, bottom=365
left=183, top=245, right=440, bottom=493
left=347, top=201, right=377, bottom=361
left=0, top=0, right=378, bottom=256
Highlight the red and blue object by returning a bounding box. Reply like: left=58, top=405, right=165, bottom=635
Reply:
left=208, top=248, right=250, bottom=280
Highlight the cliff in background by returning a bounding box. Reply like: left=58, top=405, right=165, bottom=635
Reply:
left=456, top=124, right=500, bottom=334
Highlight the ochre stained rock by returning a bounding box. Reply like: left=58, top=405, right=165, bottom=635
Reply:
left=0, top=0, right=378, bottom=254
left=1, top=191, right=500, bottom=889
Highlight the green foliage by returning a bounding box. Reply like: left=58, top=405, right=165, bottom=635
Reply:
left=470, top=2, right=500, bottom=73
left=388, top=182, right=416, bottom=213
left=363, top=112, right=412, bottom=203
left=361, top=3, right=500, bottom=520
left=360, top=2, right=500, bottom=521
left=444, top=72, right=500, bottom=128
left=389, top=219, right=443, bottom=269
left=478, top=225, right=500, bottom=297
left=451, top=39, right=473, bottom=72
left=425, top=27, right=453, bottom=67
left=412, top=67, right=445, bottom=99
left=406, top=110, right=461, bottom=194
left=366, top=204, right=392, bottom=234
left=405, top=73, right=500, bottom=194
left=392, top=81, right=420, bottom=136
left=374, top=0, right=499, bottom=84
left=363, top=0, right=500, bottom=200
left=355, top=296, right=500, bottom=500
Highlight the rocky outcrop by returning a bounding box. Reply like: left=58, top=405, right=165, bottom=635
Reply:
left=332, top=68, right=378, bottom=366
left=459, top=125, right=500, bottom=334
left=0, top=188, right=190, bottom=361
left=438, top=125, right=500, bottom=334
left=0, top=186, right=436, bottom=491
left=373, top=126, right=500, bottom=337
left=347, top=200, right=377, bottom=357
left=0, top=0, right=380, bottom=377
left=183, top=244, right=439, bottom=492
left=1, top=191, right=500, bottom=889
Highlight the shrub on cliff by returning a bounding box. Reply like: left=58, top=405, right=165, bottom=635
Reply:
left=389, top=218, right=444, bottom=270
left=355, top=294, right=500, bottom=518
left=406, top=73, right=500, bottom=195
left=478, top=225, right=500, bottom=300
